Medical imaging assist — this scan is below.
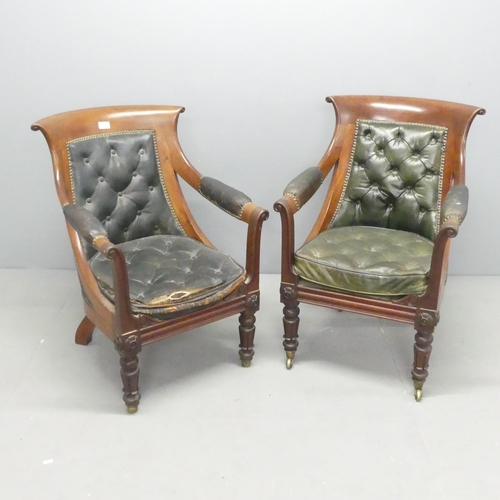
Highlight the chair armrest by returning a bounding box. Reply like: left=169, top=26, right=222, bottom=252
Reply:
left=63, top=204, right=111, bottom=251
left=243, top=204, right=269, bottom=293
left=198, top=176, right=252, bottom=220
left=273, top=196, right=297, bottom=283
left=419, top=185, right=469, bottom=310
left=440, top=185, right=469, bottom=232
left=283, top=166, right=323, bottom=212
left=63, top=204, right=134, bottom=324
left=193, top=175, right=268, bottom=291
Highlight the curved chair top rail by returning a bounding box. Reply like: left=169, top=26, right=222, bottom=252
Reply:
left=320, top=95, right=485, bottom=177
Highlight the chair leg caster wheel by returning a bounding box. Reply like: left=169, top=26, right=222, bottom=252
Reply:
left=286, top=357, right=293, bottom=370
left=414, top=389, right=423, bottom=402
left=241, top=360, right=251, bottom=368
left=127, top=406, right=138, bottom=414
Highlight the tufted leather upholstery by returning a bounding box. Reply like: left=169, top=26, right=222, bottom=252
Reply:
left=329, top=120, right=447, bottom=241
left=294, top=227, right=433, bottom=296
left=90, top=235, right=246, bottom=318
left=68, top=131, right=185, bottom=259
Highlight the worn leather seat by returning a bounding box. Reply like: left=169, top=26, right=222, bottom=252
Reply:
left=294, top=226, right=433, bottom=296
left=90, top=235, right=246, bottom=317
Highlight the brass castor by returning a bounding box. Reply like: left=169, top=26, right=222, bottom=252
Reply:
left=241, top=360, right=251, bottom=368
left=285, top=351, right=295, bottom=370
left=127, top=406, right=138, bottom=414
left=414, top=388, right=423, bottom=402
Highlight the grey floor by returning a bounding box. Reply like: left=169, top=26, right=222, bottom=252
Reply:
left=1, top=271, right=499, bottom=499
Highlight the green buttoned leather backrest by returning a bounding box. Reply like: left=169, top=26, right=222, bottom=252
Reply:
left=328, top=120, right=448, bottom=241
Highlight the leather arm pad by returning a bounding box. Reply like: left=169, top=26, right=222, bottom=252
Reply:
left=283, top=166, right=322, bottom=210
left=198, top=176, right=252, bottom=219
left=63, top=204, right=109, bottom=244
left=441, top=185, right=468, bottom=226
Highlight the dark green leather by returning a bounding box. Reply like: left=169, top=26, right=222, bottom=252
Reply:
left=329, top=120, right=447, bottom=241
left=441, top=185, right=468, bottom=224
left=67, top=131, right=185, bottom=259
left=284, top=166, right=322, bottom=209
left=90, top=235, right=246, bottom=318
left=294, top=227, right=433, bottom=296
left=199, top=176, right=251, bottom=219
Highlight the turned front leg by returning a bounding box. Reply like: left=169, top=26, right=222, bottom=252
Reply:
left=114, top=334, right=142, bottom=413
left=281, top=285, right=300, bottom=369
left=238, top=294, right=259, bottom=367
left=412, top=311, right=439, bottom=401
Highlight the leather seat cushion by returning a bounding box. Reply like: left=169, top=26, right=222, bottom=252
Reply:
left=294, top=226, right=433, bottom=296
left=90, top=235, right=246, bottom=317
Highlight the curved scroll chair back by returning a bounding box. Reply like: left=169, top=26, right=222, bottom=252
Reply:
left=32, top=106, right=212, bottom=256
left=309, top=96, right=485, bottom=242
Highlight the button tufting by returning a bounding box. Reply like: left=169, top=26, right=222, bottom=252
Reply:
left=106, top=216, right=111, bottom=221
left=124, top=227, right=128, bottom=232
left=99, top=176, right=104, bottom=182
left=111, top=149, right=116, bottom=155
left=329, top=121, right=446, bottom=242
left=118, top=192, right=123, bottom=197
left=154, top=225, right=159, bottom=230
left=132, top=172, right=138, bottom=177
left=149, top=186, right=154, bottom=191
left=139, top=149, right=145, bottom=155
left=86, top=198, right=91, bottom=203
left=137, top=210, right=142, bottom=216
left=84, top=158, right=90, bottom=164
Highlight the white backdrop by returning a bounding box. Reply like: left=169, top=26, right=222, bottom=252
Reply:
left=0, top=0, right=497, bottom=274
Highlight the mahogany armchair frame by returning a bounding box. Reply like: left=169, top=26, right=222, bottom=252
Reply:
left=274, top=96, right=484, bottom=400
left=32, top=106, right=268, bottom=412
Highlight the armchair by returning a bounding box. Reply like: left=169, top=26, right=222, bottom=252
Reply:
left=32, top=105, right=268, bottom=412
left=274, top=96, right=484, bottom=400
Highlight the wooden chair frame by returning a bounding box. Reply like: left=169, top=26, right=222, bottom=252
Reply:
left=274, top=96, right=484, bottom=400
left=32, top=106, right=268, bottom=412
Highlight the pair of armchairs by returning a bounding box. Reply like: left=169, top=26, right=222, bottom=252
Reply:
left=32, top=96, right=484, bottom=412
